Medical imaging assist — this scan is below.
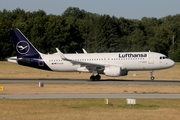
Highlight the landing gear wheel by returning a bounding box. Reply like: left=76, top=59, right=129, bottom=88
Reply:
left=90, top=75, right=96, bottom=81
left=150, top=76, right=155, bottom=81
left=95, top=74, right=101, bottom=81
left=150, top=70, right=155, bottom=81
left=90, top=74, right=101, bottom=81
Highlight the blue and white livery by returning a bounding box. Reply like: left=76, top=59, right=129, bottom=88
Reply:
left=8, top=28, right=175, bottom=81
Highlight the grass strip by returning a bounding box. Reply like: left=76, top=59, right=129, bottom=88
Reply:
left=0, top=98, right=180, bottom=120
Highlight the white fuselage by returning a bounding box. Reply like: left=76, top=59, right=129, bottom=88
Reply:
left=39, top=52, right=174, bottom=72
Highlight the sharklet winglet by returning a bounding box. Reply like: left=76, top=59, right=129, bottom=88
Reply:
left=82, top=48, right=87, bottom=54
left=55, top=48, right=67, bottom=60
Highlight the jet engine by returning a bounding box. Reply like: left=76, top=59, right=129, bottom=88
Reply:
left=104, top=66, right=128, bottom=76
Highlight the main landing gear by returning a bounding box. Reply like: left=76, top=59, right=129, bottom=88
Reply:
left=150, top=70, right=155, bottom=81
left=90, top=74, right=101, bottom=81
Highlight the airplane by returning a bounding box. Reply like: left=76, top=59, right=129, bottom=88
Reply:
left=8, top=28, right=175, bottom=81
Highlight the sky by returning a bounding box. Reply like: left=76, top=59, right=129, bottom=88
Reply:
left=0, top=0, right=180, bottom=19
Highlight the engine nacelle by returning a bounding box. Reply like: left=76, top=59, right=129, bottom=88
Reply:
left=77, top=67, right=89, bottom=72
left=104, top=66, right=128, bottom=77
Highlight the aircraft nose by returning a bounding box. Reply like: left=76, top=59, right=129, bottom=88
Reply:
left=168, top=59, right=175, bottom=67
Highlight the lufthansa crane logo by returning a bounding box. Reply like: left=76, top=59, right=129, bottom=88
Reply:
left=16, top=41, right=30, bottom=54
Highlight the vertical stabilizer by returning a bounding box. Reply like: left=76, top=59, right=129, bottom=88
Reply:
left=10, top=28, right=40, bottom=58
left=10, top=28, right=51, bottom=70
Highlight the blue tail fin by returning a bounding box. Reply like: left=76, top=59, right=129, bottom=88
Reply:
left=10, top=28, right=40, bottom=58
left=10, top=28, right=51, bottom=71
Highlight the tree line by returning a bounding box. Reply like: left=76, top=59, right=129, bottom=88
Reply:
left=0, top=7, right=180, bottom=61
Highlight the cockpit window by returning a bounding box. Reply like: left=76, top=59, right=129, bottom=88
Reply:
left=160, top=56, right=168, bottom=59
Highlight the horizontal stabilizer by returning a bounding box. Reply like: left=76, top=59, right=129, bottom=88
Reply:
left=7, top=56, right=18, bottom=63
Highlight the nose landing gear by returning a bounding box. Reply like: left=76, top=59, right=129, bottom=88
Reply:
left=150, top=70, right=155, bottom=81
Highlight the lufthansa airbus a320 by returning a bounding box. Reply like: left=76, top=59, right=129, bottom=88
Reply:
left=8, top=28, right=175, bottom=81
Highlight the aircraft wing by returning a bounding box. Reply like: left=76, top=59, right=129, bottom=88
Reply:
left=55, top=48, right=105, bottom=67
left=56, top=48, right=126, bottom=72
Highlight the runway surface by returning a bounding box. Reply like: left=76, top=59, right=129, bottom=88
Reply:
left=1, top=94, right=180, bottom=99
left=0, top=78, right=180, bottom=85
left=0, top=78, right=180, bottom=99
